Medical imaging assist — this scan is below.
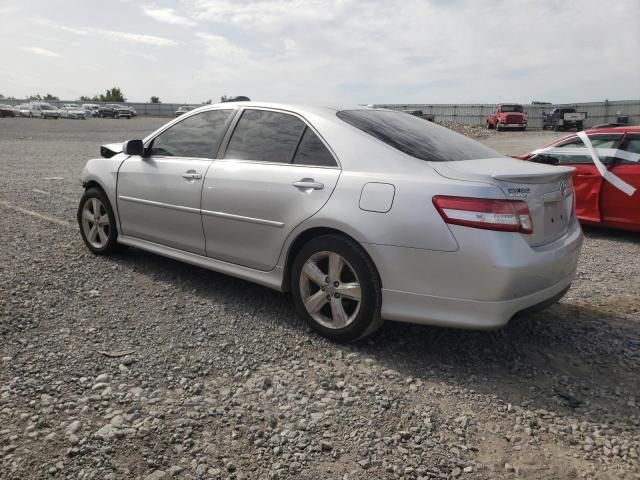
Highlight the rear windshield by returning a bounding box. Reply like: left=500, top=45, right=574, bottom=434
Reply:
left=337, top=109, right=500, bottom=162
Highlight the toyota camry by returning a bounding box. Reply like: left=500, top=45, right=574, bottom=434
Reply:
left=78, top=102, right=583, bottom=342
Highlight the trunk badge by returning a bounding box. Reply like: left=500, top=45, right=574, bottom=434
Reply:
left=507, top=187, right=530, bottom=198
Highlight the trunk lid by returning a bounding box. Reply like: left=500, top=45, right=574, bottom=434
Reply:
left=430, top=157, right=575, bottom=247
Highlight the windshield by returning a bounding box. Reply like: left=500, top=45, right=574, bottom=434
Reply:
left=500, top=105, right=523, bottom=113
left=39, top=104, right=53, bottom=110
left=336, top=109, right=500, bottom=162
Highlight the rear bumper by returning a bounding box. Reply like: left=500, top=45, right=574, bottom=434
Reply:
left=380, top=273, right=573, bottom=329
left=498, top=123, right=526, bottom=128
left=364, top=218, right=583, bottom=329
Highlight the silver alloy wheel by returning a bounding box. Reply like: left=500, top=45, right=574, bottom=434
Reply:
left=81, top=197, right=110, bottom=249
left=299, top=251, right=362, bottom=329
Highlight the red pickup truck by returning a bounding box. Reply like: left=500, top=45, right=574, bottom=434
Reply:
left=487, top=104, right=528, bottom=131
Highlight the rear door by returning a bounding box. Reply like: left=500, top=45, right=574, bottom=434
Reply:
left=117, top=109, right=234, bottom=254
left=601, top=133, right=640, bottom=229
left=544, top=134, right=622, bottom=223
left=202, top=108, right=340, bottom=271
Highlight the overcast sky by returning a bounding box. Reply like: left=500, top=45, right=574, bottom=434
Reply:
left=1, top=0, right=639, bottom=104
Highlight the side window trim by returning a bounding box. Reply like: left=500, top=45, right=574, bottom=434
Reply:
left=218, top=107, right=341, bottom=168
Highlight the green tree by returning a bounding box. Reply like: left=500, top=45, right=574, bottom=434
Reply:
left=27, top=93, right=59, bottom=101
left=0, top=94, right=4, bottom=100
left=150, top=96, right=160, bottom=104
left=79, top=87, right=126, bottom=103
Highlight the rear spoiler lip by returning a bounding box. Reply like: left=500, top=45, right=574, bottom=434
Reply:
left=492, top=166, right=575, bottom=184
left=100, top=142, right=123, bottom=159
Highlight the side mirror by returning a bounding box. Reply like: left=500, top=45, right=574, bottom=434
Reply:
left=123, top=139, right=144, bottom=156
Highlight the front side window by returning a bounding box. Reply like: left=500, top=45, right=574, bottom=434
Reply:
left=293, top=128, right=337, bottom=167
left=225, top=109, right=305, bottom=163
left=150, top=109, right=233, bottom=158
left=551, top=135, right=622, bottom=164
left=337, top=109, right=500, bottom=162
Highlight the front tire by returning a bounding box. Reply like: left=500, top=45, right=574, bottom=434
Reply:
left=291, top=234, right=382, bottom=343
left=77, top=188, right=120, bottom=255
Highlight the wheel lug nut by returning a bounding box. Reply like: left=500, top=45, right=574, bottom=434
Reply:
left=326, top=295, right=331, bottom=300
left=334, top=293, right=340, bottom=298
left=321, top=286, right=325, bottom=291
left=333, top=281, right=339, bottom=287
left=324, top=277, right=330, bottom=284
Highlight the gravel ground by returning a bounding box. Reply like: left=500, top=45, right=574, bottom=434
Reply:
left=0, top=117, right=639, bottom=480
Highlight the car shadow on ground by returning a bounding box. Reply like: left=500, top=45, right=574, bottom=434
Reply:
left=581, top=224, right=640, bottom=243
left=109, top=246, right=639, bottom=423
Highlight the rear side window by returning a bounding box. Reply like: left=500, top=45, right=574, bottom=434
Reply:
left=293, top=128, right=337, bottom=167
left=150, top=109, right=232, bottom=158
left=337, top=110, right=499, bottom=162
left=225, top=109, right=305, bottom=163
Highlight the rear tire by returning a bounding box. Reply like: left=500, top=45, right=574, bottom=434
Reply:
left=291, top=234, right=383, bottom=343
left=77, top=188, right=121, bottom=255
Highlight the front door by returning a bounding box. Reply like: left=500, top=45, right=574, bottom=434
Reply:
left=117, top=109, right=235, bottom=254
left=601, top=133, right=640, bottom=230
left=549, top=134, right=623, bottom=223
left=202, top=108, right=341, bottom=271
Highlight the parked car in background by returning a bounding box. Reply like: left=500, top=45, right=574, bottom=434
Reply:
left=60, top=104, right=87, bottom=119
left=0, top=104, right=17, bottom=117
left=487, top=103, right=528, bottom=131
left=542, top=108, right=586, bottom=131
left=77, top=102, right=582, bottom=342
left=82, top=104, right=100, bottom=117
left=29, top=102, right=60, bottom=119
left=519, top=126, right=640, bottom=232
left=175, top=106, right=193, bottom=116
left=16, top=104, right=31, bottom=117
left=98, top=104, right=132, bottom=119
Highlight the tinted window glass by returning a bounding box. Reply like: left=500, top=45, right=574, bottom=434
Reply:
left=225, top=109, right=305, bottom=163
left=150, top=110, right=232, bottom=158
left=293, top=128, right=337, bottom=167
left=553, top=135, right=621, bottom=164
left=337, top=110, right=500, bottom=162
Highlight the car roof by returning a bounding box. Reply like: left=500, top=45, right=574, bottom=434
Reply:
left=198, top=101, right=371, bottom=120
left=584, top=125, right=640, bottom=134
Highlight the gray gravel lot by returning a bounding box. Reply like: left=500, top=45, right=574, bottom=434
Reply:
left=0, top=117, right=639, bottom=480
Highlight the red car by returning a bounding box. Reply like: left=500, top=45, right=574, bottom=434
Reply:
left=519, top=126, right=640, bottom=232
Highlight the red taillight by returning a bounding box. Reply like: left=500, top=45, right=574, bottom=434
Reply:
left=433, top=196, right=533, bottom=234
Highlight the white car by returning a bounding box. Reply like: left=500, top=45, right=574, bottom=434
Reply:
left=60, top=104, right=86, bottom=119
left=16, top=105, right=31, bottom=117
left=29, top=102, right=60, bottom=119
left=82, top=104, right=100, bottom=117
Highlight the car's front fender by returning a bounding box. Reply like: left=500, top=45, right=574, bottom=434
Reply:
left=80, top=155, right=127, bottom=231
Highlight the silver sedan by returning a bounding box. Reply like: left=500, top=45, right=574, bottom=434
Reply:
left=78, top=102, right=583, bottom=342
